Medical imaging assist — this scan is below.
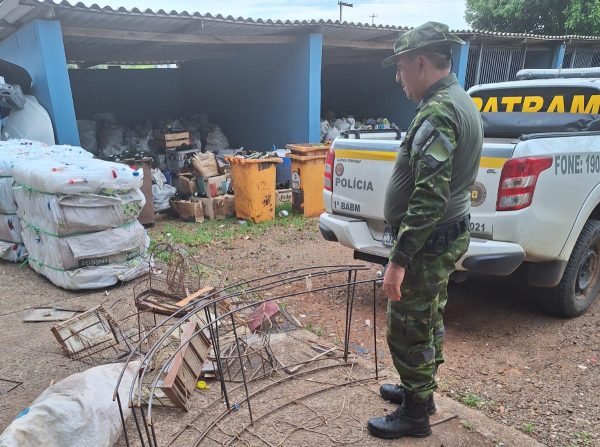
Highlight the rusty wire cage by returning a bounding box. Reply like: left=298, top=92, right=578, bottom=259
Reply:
left=133, top=243, right=224, bottom=316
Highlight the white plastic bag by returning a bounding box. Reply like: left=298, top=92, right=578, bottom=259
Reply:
left=0, top=240, right=26, bottom=262
left=0, top=213, right=23, bottom=243
left=77, top=119, right=98, bottom=155
left=22, top=221, right=147, bottom=272
left=0, top=362, right=140, bottom=447
left=206, top=126, right=229, bottom=152
left=151, top=169, right=176, bottom=212
left=98, top=122, right=125, bottom=157
left=15, top=189, right=145, bottom=236
left=11, top=158, right=143, bottom=194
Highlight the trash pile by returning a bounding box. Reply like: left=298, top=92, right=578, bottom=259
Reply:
left=151, top=168, right=177, bottom=212
left=320, top=115, right=399, bottom=142
left=170, top=150, right=235, bottom=222
left=77, top=113, right=231, bottom=161
left=11, top=157, right=149, bottom=289
left=0, top=248, right=374, bottom=446
left=0, top=140, right=93, bottom=262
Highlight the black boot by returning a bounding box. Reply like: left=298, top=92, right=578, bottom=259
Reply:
left=379, top=384, right=437, bottom=415
left=367, top=393, right=432, bottom=439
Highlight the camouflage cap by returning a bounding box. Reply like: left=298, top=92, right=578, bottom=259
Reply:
left=382, top=21, right=465, bottom=67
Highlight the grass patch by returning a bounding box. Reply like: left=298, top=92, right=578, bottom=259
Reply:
left=459, top=393, right=486, bottom=408
left=461, top=419, right=474, bottom=431
left=574, top=432, right=594, bottom=446
left=150, top=204, right=317, bottom=251
left=305, top=321, right=323, bottom=337
left=522, top=422, right=535, bottom=434
left=437, top=381, right=450, bottom=393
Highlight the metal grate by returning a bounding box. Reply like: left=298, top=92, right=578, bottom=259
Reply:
left=465, top=44, right=526, bottom=88
left=563, top=47, right=600, bottom=68
left=465, top=46, right=480, bottom=89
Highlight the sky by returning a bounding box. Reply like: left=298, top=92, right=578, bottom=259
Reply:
left=85, top=0, right=470, bottom=30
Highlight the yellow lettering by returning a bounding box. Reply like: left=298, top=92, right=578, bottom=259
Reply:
left=501, top=96, right=523, bottom=112
left=570, top=95, right=600, bottom=114
left=472, top=97, right=483, bottom=111
left=522, top=96, right=544, bottom=113
left=547, top=95, right=565, bottom=113
left=483, top=97, right=498, bottom=113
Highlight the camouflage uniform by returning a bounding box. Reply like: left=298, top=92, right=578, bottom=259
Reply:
left=384, top=74, right=483, bottom=403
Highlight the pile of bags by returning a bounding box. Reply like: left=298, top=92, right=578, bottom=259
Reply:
left=151, top=169, right=177, bottom=212
left=78, top=114, right=153, bottom=158
left=77, top=113, right=231, bottom=160
left=320, top=116, right=398, bottom=142
left=0, top=140, right=93, bottom=262
left=9, top=154, right=148, bottom=289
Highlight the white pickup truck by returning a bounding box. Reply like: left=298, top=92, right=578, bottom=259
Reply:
left=320, top=68, right=600, bottom=317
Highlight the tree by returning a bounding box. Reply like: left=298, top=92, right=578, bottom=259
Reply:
left=464, top=0, right=600, bottom=36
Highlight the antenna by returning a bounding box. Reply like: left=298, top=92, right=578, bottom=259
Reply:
left=370, top=13, right=377, bottom=25
left=338, top=1, right=353, bottom=22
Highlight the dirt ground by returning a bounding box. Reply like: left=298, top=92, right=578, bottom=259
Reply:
left=0, top=218, right=599, bottom=446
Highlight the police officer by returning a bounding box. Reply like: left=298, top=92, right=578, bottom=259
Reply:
left=367, top=22, right=483, bottom=439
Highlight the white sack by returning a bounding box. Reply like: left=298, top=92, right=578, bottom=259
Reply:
left=152, top=183, right=177, bottom=212
left=0, top=241, right=26, bottom=262
left=22, top=221, right=147, bottom=271
left=98, top=122, right=125, bottom=157
left=0, top=213, right=22, bottom=243
left=11, top=158, right=143, bottom=194
left=77, top=119, right=98, bottom=155
left=0, top=177, right=16, bottom=213
left=14, top=188, right=145, bottom=236
left=206, top=126, right=229, bottom=152
left=0, top=361, right=140, bottom=447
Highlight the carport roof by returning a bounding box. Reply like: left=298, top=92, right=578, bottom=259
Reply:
left=1, top=0, right=599, bottom=65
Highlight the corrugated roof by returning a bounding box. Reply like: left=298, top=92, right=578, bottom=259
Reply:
left=0, top=0, right=598, bottom=65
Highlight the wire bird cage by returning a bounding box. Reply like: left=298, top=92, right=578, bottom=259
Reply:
left=133, top=243, right=224, bottom=315
left=219, top=332, right=276, bottom=383
left=50, top=298, right=179, bottom=367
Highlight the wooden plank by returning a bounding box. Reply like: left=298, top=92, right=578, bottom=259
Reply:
left=286, top=347, right=337, bottom=374
left=51, top=306, right=118, bottom=356
left=62, top=26, right=300, bottom=45
left=24, top=307, right=83, bottom=322
left=163, top=132, right=190, bottom=141
left=160, top=321, right=211, bottom=410
left=164, top=138, right=193, bottom=149
left=175, top=286, right=215, bottom=307
left=323, top=38, right=394, bottom=50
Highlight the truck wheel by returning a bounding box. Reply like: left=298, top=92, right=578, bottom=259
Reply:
left=546, top=219, right=600, bottom=317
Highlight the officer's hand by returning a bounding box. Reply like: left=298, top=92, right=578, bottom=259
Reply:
left=383, top=262, right=405, bottom=301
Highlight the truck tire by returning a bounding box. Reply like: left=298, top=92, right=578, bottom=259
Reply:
left=545, top=219, right=600, bottom=317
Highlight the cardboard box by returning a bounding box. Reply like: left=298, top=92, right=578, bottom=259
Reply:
left=201, top=197, right=226, bottom=220
left=223, top=194, right=236, bottom=217
left=276, top=189, right=292, bottom=207
left=178, top=173, right=197, bottom=196
left=166, top=147, right=199, bottom=171
left=171, top=200, right=204, bottom=223
left=203, top=174, right=230, bottom=199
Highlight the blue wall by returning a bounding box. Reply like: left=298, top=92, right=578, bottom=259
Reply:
left=69, top=68, right=183, bottom=125
left=0, top=20, right=79, bottom=145
left=180, top=35, right=322, bottom=149
left=69, top=35, right=323, bottom=149
left=552, top=43, right=566, bottom=68
left=452, top=42, right=470, bottom=87
left=322, top=62, right=415, bottom=129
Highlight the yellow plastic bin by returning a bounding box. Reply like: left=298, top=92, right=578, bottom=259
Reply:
left=288, top=153, right=327, bottom=217
left=286, top=143, right=331, bottom=157
left=225, top=157, right=282, bottom=223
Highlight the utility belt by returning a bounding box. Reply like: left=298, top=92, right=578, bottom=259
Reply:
left=392, top=216, right=469, bottom=256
